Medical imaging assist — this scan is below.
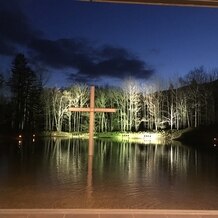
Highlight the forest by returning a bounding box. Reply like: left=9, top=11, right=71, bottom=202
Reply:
left=0, top=53, right=218, bottom=134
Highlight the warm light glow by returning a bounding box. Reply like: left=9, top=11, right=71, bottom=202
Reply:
left=114, top=132, right=164, bottom=144
left=19, top=135, right=22, bottom=138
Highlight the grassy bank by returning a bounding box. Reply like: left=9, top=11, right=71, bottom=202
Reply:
left=40, top=130, right=168, bottom=144
left=37, top=126, right=218, bottom=146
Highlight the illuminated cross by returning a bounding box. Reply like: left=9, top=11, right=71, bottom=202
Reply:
left=69, top=86, right=116, bottom=156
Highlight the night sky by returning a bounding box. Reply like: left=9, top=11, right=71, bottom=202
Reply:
left=1, top=0, right=218, bottom=87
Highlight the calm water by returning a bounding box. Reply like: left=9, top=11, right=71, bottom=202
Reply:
left=0, top=137, right=218, bottom=209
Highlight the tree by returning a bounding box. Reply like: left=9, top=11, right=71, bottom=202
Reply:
left=0, top=73, right=5, bottom=101
left=95, top=88, right=108, bottom=132
left=142, top=82, right=164, bottom=130
left=95, top=87, right=117, bottom=132
left=68, top=83, right=89, bottom=132
left=109, top=87, right=126, bottom=131
left=0, top=73, right=11, bottom=132
left=50, top=88, right=68, bottom=132
left=9, top=53, right=42, bottom=132
left=179, top=67, right=210, bottom=128
left=41, top=88, right=54, bottom=131
left=0, top=74, right=3, bottom=88
left=121, top=78, right=141, bottom=131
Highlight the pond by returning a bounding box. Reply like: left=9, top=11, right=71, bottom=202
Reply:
left=0, top=137, right=218, bottom=209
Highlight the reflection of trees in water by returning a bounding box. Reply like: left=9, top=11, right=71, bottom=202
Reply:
left=95, top=139, right=136, bottom=175
left=94, top=140, right=196, bottom=184
left=137, top=142, right=197, bottom=182
left=41, top=138, right=198, bottom=185
left=8, top=137, right=218, bottom=209
left=43, top=138, right=88, bottom=182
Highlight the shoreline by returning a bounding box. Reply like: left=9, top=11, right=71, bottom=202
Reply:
left=1, top=125, right=217, bottom=146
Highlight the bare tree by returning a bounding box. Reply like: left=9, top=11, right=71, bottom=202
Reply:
left=42, top=88, right=53, bottom=131
left=179, top=67, right=209, bottom=127
left=142, top=82, right=164, bottom=130
left=67, top=83, right=89, bottom=132
left=51, top=88, right=70, bottom=131
left=95, top=88, right=108, bottom=132
left=122, top=78, right=141, bottom=131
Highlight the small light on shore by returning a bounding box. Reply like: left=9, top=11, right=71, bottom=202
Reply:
left=19, top=135, right=22, bottom=138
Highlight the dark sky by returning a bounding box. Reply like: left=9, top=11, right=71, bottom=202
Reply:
left=1, top=0, right=218, bottom=87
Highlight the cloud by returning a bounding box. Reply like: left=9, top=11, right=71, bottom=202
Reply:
left=0, top=1, right=154, bottom=84
left=29, top=39, right=154, bottom=83
left=0, top=1, right=42, bottom=56
left=29, top=38, right=95, bottom=69
left=94, top=46, right=154, bottom=79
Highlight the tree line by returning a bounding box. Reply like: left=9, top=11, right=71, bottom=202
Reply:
left=0, top=53, right=218, bottom=134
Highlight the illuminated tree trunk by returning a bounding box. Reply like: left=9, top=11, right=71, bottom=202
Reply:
left=67, top=84, right=88, bottom=132
left=51, top=89, right=70, bottom=132
left=95, top=88, right=107, bottom=132
left=111, top=87, right=127, bottom=131
left=42, top=89, right=53, bottom=131
left=122, top=78, right=141, bottom=131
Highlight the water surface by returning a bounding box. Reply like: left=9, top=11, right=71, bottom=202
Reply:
left=0, top=137, right=218, bottom=209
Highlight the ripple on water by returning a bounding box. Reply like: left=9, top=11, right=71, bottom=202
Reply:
left=1, top=138, right=218, bottom=209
